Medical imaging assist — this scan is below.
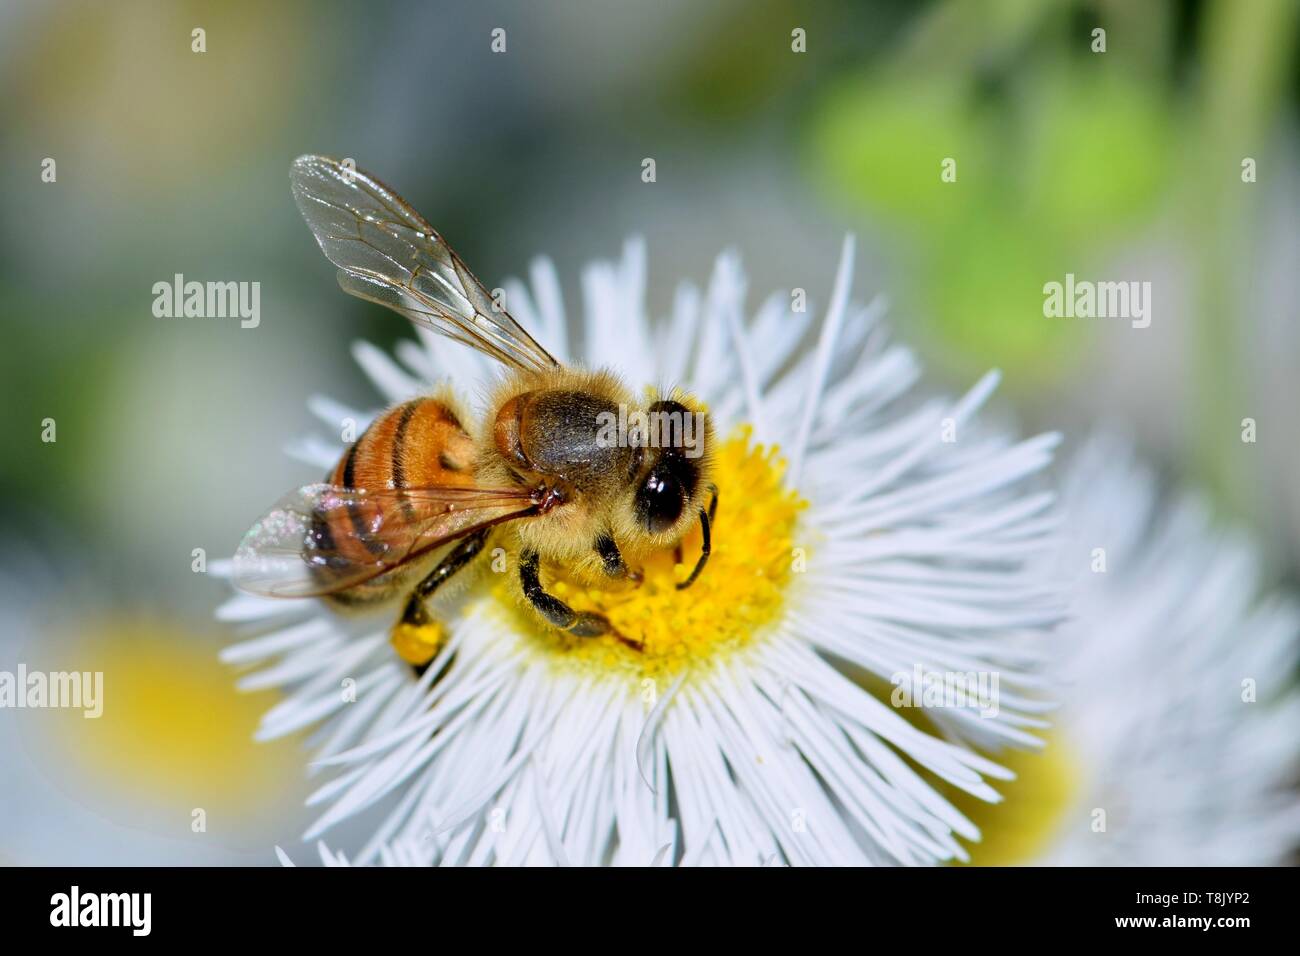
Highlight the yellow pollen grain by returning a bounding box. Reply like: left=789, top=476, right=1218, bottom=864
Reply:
left=390, top=619, right=447, bottom=666
left=492, top=429, right=806, bottom=680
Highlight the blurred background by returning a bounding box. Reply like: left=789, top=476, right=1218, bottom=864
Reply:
left=1, top=0, right=1296, bottom=864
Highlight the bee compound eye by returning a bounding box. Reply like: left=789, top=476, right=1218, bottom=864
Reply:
left=636, top=468, right=684, bottom=534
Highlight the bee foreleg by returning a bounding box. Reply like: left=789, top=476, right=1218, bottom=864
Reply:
left=594, top=532, right=628, bottom=577
left=519, top=548, right=643, bottom=651
left=676, top=504, right=712, bottom=591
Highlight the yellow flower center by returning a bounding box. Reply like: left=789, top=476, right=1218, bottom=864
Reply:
left=849, top=668, right=1077, bottom=865
left=52, top=618, right=306, bottom=813
left=490, top=430, right=806, bottom=680
left=947, top=732, right=1079, bottom=866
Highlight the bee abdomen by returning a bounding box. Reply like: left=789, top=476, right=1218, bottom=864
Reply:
left=389, top=397, right=476, bottom=488
left=321, top=397, right=477, bottom=566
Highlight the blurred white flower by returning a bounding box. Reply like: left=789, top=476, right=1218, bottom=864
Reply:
left=962, top=436, right=1300, bottom=866
left=219, top=237, right=1063, bottom=865
left=0, top=542, right=308, bottom=865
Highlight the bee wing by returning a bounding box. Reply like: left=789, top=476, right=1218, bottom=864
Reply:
left=234, top=483, right=537, bottom=598
left=290, top=155, right=559, bottom=373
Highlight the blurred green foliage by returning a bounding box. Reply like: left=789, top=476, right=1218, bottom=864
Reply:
left=811, top=63, right=1174, bottom=386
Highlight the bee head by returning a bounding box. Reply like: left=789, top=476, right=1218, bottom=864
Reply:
left=631, top=399, right=712, bottom=539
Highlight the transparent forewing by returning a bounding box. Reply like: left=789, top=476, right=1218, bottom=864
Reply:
left=290, top=155, right=558, bottom=372
left=234, top=483, right=537, bottom=598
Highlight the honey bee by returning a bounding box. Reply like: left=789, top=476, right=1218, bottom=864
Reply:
left=234, top=156, right=716, bottom=659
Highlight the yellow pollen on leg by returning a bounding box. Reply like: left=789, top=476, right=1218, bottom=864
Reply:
left=390, top=619, right=448, bottom=666
left=492, top=430, right=807, bottom=680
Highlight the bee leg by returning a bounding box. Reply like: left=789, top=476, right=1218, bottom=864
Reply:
left=400, top=527, right=490, bottom=623
left=676, top=504, right=712, bottom=591
left=595, top=532, right=643, bottom=585
left=519, top=548, right=643, bottom=651
left=594, top=532, right=627, bottom=577
left=393, top=528, right=489, bottom=674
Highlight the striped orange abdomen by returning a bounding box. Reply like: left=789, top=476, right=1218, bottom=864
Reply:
left=322, top=397, right=476, bottom=567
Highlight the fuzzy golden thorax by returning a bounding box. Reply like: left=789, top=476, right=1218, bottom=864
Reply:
left=474, top=366, right=714, bottom=583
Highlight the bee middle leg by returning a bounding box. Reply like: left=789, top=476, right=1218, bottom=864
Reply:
left=519, top=548, right=643, bottom=651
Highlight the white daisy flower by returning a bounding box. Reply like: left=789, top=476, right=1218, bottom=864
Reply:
left=957, top=435, right=1300, bottom=866
left=0, top=543, right=309, bottom=865
left=219, top=223, right=1064, bottom=866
